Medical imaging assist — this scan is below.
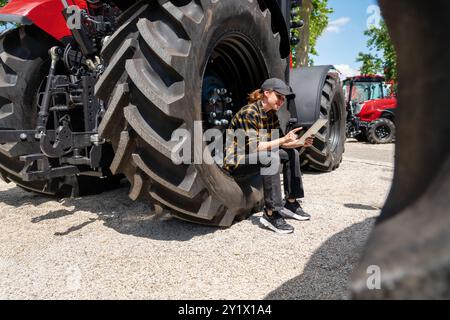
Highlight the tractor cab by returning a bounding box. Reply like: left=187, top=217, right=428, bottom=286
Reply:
left=343, top=75, right=387, bottom=116
left=343, top=75, right=397, bottom=144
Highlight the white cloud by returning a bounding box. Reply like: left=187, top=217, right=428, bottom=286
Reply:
left=325, top=17, right=351, bottom=33
left=334, top=64, right=360, bottom=80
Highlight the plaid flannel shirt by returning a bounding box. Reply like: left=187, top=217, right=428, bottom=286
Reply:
left=223, top=100, right=283, bottom=173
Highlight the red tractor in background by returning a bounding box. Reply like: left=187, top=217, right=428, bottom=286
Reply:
left=344, top=75, right=397, bottom=144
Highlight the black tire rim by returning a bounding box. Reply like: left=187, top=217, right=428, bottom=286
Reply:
left=375, top=125, right=391, bottom=140
left=201, top=33, right=269, bottom=132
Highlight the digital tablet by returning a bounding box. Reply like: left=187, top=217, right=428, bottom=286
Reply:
left=297, top=119, right=328, bottom=145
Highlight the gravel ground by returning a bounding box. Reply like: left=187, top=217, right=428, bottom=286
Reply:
left=0, top=141, right=394, bottom=300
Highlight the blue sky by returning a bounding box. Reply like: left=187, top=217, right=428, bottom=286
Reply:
left=313, top=0, right=379, bottom=77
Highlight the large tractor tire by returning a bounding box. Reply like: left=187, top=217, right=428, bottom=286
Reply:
left=0, top=26, right=118, bottom=196
left=366, top=118, right=396, bottom=144
left=304, top=74, right=346, bottom=171
left=0, top=26, right=61, bottom=195
left=350, top=0, right=450, bottom=299
left=96, top=0, right=288, bottom=226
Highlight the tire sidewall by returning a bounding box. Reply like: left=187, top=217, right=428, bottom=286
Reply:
left=324, top=77, right=346, bottom=170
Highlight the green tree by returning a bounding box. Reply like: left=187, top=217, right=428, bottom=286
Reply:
left=291, top=0, right=333, bottom=67
left=356, top=53, right=383, bottom=75
left=357, top=20, right=397, bottom=81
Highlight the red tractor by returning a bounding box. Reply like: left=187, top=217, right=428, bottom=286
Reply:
left=344, top=75, right=397, bottom=144
left=0, top=0, right=346, bottom=226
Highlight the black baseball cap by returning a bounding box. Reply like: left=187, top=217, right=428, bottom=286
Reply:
left=261, top=78, right=295, bottom=98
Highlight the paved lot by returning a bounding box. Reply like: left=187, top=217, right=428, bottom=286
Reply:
left=345, top=139, right=395, bottom=164
left=0, top=141, right=395, bottom=300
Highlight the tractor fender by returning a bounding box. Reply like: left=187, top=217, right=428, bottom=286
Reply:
left=288, top=65, right=334, bottom=127
left=380, top=108, right=395, bottom=122
left=0, top=0, right=88, bottom=41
